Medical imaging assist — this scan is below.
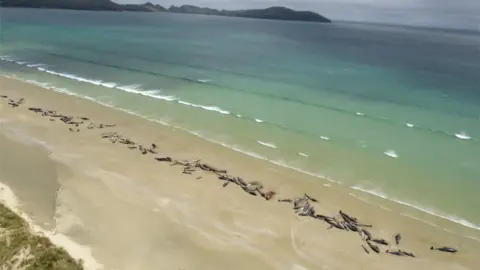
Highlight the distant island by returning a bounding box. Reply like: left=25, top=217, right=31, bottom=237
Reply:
left=168, top=5, right=331, bottom=23
left=0, top=0, right=332, bottom=23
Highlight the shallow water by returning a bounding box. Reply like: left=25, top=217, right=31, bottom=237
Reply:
left=1, top=8, right=479, bottom=231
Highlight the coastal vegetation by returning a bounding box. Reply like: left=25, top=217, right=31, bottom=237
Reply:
left=0, top=203, right=84, bottom=270
left=0, top=0, right=331, bottom=23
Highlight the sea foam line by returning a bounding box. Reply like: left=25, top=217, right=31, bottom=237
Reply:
left=10, top=73, right=342, bottom=187
left=349, top=192, right=391, bottom=211
left=454, top=132, right=471, bottom=140
left=178, top=100, right=230, bottom=115
left=178, top=129, right=339, bottom=184
left=6, top=59, right=234, bottom=116
left=6, top=60, right=480, bottom=230
left=10, top=56, right=477, bottom=146
left=23, top=74, right=333, bottom=183
left=256, top=141, right=277, bottom=149
left=383, top=150, right=398, bottom=158
left=116, top=85, right=177, bottom=101
left=351, top=185, right=480, bottom=231
left=6, top=62, right=269, bottom=130
left=197, top=79, right=212, bottom=83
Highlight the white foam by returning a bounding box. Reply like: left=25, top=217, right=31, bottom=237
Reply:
left=271, top=159, right=338, bottom=183
left=320, top=136, right=330, bottom=141
left=298, top=152, right=309, bottom=157
left=201, top=138, right=268, bottom=161
left=117, top=85, right=177, bottom=101
left=454, top=132, right=471, bottom=140
left=356, top=112, right=364, bottom=116
left=323, top=183, right=331, bottom=187
left=25, top=79, right=52, bottom=88
left=40, top=68, right=104, bottom=86
left=236, top=114, right=242, bottom=118
left=352, top=185, right=480, bottom=231
left=255, top=118, right=264, bottom=123
left=100, top=82, right=117, bottom=88
left=406, top=123, right=414, bottom=128
left=5, top=75, right=340, bottom=191
left=383, top=150, right=398, bottom=158
left=26, top=63, right=46, bottom=68
left=257, top=141, right=277, bottom=149
left=207, top=142, right=339, bottom=184
left=197, top=79, right=212, bottom=83
left=116, top=84, right=141, bottom=92
left=0, top=55, right=14, bottom=62
left=177, top=100, right=230, bottom=115
left=17, top=61, right=233, bottom=117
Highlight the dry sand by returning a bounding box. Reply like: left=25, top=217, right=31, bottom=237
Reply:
left=1, top=76, right=479, bottom=270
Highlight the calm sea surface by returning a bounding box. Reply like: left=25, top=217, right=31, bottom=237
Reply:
left=1, top=8, right=479, bottom=233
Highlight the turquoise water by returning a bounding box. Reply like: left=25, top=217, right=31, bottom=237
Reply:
left=1, top=8, right=480, bottom=232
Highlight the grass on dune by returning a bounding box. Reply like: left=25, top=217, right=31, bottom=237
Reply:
left=0, top=203, right=84, bottom=270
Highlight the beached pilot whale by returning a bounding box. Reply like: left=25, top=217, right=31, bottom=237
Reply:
left=372, top=238, right=389, bottom=246
left=367, top=241, right=380, bottom=253
left=395, top=234, right=401, bottom=245
left=430, top=246, right=458, bottom=253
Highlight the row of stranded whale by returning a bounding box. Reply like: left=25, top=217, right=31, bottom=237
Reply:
left=2, top=94, right=459, bottom=258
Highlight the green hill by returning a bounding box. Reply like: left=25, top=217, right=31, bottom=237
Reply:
left=1, top=1, right=332, bottom=23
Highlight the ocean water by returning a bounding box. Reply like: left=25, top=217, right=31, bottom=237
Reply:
left=1, top=8, right=479, bottom=233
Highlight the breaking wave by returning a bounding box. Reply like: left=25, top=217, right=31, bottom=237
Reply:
left=351, top=185, right=480, bottom=231
left=256, top=141, right=277, bottom=149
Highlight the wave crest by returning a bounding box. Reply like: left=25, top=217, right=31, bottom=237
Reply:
left=351, top=185, right=480, bottom=231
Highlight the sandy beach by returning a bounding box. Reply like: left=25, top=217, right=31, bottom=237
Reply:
left=1, top=75, right=479, bottom=270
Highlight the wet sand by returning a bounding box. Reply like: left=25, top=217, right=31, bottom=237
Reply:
left=1, top=76, right=479, bottom=270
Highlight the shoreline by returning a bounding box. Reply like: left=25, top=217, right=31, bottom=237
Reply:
left=5, top=72, right=480, bottom=234
left=1, top=56, right=479, bottom=229
left=1, top=75, right=479, bottom=269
